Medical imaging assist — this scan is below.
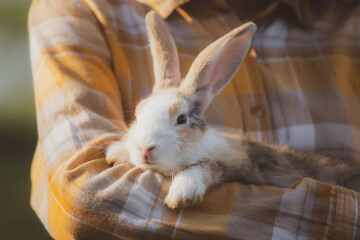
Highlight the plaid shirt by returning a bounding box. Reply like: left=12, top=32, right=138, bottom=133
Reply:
left=29, top=0, right=360, bottom=239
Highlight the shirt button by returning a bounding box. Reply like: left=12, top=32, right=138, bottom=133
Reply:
left=250, top=106, right=264, bottom=117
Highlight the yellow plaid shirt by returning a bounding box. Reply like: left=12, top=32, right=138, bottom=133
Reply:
left=29, top=0, right=360, bottom=239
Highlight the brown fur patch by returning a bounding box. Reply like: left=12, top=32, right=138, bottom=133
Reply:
left=199, top=160, right=225, bottom=188
left=168, top=100, right=182, bottom=123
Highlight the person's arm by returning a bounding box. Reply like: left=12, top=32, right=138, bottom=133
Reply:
left=28, top=0, right=128, bottom=238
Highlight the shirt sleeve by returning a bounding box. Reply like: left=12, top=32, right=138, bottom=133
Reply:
left=28, top=0, right=127, bottom=238
left=29, top=0, right=360, bottom=239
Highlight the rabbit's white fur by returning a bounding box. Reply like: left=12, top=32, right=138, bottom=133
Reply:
left=106, top=11, right=360, bottom=209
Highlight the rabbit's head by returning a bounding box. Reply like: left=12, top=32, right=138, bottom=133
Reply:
left=112, top=12, right=256, bottom=175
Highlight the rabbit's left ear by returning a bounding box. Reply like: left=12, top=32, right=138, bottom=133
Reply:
left=146, top=11, right=181, bottom=91
left=181, top=22, right=256, bottom=112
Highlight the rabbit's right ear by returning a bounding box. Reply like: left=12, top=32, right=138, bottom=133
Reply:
left=180, top=22, right=256, bottom=113
left=146, top=11, right=181, bottom=91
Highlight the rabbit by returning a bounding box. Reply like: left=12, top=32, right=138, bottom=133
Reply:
left=106, top=11, right=360, bottom=209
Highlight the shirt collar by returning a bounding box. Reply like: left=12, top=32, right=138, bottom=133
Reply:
left=136, top=0, right=313, bottom=29
left=136, top=0, right=190, bottom=18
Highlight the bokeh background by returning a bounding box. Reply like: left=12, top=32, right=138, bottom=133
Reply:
left=0, top=0, right=51, bottom=239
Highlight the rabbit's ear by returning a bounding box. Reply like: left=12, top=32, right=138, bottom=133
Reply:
left=146, top=11, right=181, bottom=91
left=181, top=22, right=256, bottom=112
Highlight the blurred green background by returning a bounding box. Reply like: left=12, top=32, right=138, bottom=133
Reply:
left=0, top=0, right=51, bottom=239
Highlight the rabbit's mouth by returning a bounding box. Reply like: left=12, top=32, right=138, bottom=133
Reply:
left=142, top=158, right=156, bottom=165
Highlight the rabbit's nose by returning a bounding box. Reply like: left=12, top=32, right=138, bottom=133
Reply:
left=143, top=146, right=156, bottom=155
left=138, top=145, right=156, bottom=161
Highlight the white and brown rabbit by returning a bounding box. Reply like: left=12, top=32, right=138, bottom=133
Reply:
left=106, top=11, right=360, bottom=209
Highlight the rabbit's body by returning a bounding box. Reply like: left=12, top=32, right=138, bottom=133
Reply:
left=225, top=133, right=360, bottom=189
left=106, top=11, right=360, bottom=209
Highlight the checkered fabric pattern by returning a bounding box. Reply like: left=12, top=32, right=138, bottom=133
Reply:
left=29, top=0, right=360, bottom=239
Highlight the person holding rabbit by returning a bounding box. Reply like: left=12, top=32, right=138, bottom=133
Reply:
left=29, top=0, right=360, bottom=239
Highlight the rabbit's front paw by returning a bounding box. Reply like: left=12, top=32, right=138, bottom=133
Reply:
left=164, top=167, right=206, bottom=209
left=106, top=141, right=129, bottom=165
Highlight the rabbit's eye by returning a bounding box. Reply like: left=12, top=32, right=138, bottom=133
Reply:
left=176, top=114, right=187, bottom=125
